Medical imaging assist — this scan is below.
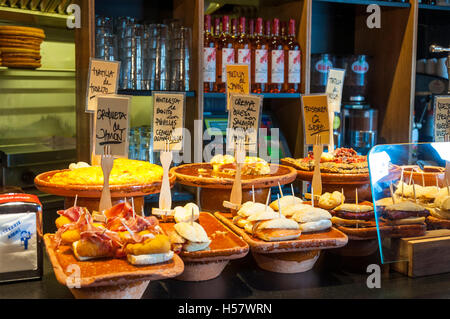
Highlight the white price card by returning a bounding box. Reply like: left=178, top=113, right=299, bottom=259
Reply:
left=86, top=58, right=121, bottom=113
left=94, top=95, right=130, bottom=156
left=152, top=92, right=186, bottom=151
left=226, top=93, right=263, bottom=153
left=301, top=94, right=330, bottom=145
left=326, top=68, right=345, bottom=113
left=434, top=95, right=450, bottom=142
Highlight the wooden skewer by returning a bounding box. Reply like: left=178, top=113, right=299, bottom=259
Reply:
left=389, top=182, right=396, bottom=205
left=421, top=172, right=425, bottom=187
left=291, top=184, right=295, bottom=205
left=341, top=188, right=344, bottom=205
left=131, top=197, right=135, bottom=219
left=400, top=168, right=404, bottom=200
left=277, top=194, right=282, bottom=219
left=278, top=182, right=284, bottom=197
left=265, top=188, right=271, bottom=211
left=412, top=179, right=417, bottom=203
left=355, top=188, right=358, bottom=206
left=311, top=186, right=314, bottom=207
left=436, top=175, right=439, bottom=188
left=252, top=185, right=255, bottom=203
left=74, top=194, right=78, bottom=208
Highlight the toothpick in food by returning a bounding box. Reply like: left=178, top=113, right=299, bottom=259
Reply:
left=389, top=182, right=396, bottom=205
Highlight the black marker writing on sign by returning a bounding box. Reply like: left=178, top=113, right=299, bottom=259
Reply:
left=96, top=107, right=127, bottom=145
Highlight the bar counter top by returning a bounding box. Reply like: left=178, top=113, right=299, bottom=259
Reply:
left=1, top=249, right=450, bottom=299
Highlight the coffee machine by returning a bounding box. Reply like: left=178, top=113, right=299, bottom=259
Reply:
left=337, top=54, right=378, bottom=155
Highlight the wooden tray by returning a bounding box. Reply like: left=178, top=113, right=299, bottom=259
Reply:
left=215, top=212, right=348, bottom=273
left=43, top=234, right=184, bottom=298
left=281, top=158, right=370, bottom=184
left=35, top=169, right=176, bottom=198
left=159, top=212, right=249, bottom=281
left=215, top=212, right=348, bottom=254
left=403, top=169, right=446, bottom=187
left=171, top=163, right=297, bottom=189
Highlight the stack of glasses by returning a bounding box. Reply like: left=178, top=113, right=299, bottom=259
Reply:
left=128, top=126, right=154, bottom=163
left=95, top=15, right=191, bottom=92
left=95, top=16, right=117, bottom=62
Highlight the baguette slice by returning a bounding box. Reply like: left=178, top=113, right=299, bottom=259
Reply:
left=299, top=219, right=332, bottom=233
left=253, top=228, right=301, bottom=241
left=384, top=216, right=425, bottom=226
left=127, top=251, right=174, bottom=265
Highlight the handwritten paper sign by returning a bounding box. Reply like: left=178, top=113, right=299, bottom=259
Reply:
left=226, top=64, right=250, bottom=110
left=94, top=95, right=130, bottom=156
left=326, top=68, right=346, bottom=113
left=226, top=94, right=262, bottom=153
left=301, top=94, right=330, bottom=145
left=152, top=92, right=185, bottom=151
left=86, top=58, right=121, bottom=112
left=434, top=96, right=450, bottom=142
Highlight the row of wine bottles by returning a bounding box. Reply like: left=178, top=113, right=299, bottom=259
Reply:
left=203, top=15, right=302, bottom=94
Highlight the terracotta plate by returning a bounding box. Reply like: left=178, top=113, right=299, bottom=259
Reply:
left=171, top=163, right=297, bottom=189
left=214, top=212, right=348, bottom=254
left=35, top=170, right=176, bottom=198
left=159, top=212, right=249, bottom=262
left=43, top=234, right=184, bottom=288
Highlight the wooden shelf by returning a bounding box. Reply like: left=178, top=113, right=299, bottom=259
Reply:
left=0, top=6, right=70, bottom=28
left=204, top=92, right=302, bottom=99
left=418, top=3, right=450, bottom=10
left=117, top=89, right=196, bottom=97
left=313, top=0, right=411, bottom=7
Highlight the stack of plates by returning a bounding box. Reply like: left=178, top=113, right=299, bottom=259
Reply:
left=0, top=25, right=45, bottom=69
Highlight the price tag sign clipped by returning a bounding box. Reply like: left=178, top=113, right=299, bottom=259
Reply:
left=227, top=93, right=262, bottom=153
left=301, top=94, right=331, bottom=146
left=434, top=96, right=450, bottom=142
left=152, top=92, right=186, bottom=151
left=94, top=95, right=130, bottom=156
left=86, top=58, right=121, bottom=113
left=226, top=64, right=250, bottom=110
left=326, top=68, right=346, bottom=113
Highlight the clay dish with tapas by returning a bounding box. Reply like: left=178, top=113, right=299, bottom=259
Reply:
left=171, top=162, right=297, bottom=212
left=159, top=211, right=249, bottom=281
left=214, top=211, right=348, bottom=274
left=43, top=234, right=184, bottom=299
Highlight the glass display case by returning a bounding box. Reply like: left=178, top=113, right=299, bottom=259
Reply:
left=368, top=142, right=450, bottom=264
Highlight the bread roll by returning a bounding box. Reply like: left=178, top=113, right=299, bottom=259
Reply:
left=291, top=207, right=332, bottom=223
left=430, top=208, right=450, bottom=220
left=247, top=209, right=281, bottom=222
left=434, top=194, right=450, bottom=212
left=279, top=203, right=313, bottom=217
left=238, top=202, right=273, bottom=218
left=385, top=201, right=426, bottom=212
left=269, top=196, right=303, bottom=211
left=127, top=251, right=174, bottom=265
left=174, top=204, right=200, bottom=223
left=333, top=203, right=373, bottom=213
left=299, top=219, right=332, bottom=233
left=255, top=218, right=299, bottom=230
left=384, top=216, right=425, bottom=225
left=253, top=228, right=301, bottom=241
left=318, top=191, right=345, bottom=210
left=331, top=216, right=374, bottom=227
left=174, top=222, right=209, bottom=243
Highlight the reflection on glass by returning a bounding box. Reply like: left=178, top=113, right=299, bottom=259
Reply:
left=368, top=142, right=449, bottom=264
